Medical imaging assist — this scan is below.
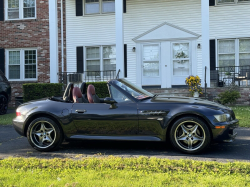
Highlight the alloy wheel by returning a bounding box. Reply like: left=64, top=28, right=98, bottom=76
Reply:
left=174, top=120, right=206, bottom=151
left=30, top=121, right=56, bottom=149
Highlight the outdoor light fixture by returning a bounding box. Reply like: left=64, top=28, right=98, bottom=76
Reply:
left=132, top=47, right=136, bottom=52
left=197, top=43, right=201, bottom=48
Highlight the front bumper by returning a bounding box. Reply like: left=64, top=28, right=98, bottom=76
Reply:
left=212, top=119, right=239, bottom=142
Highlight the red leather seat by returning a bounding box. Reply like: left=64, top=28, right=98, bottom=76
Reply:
left=72, top=87, right=83, bottom=103
left=87, top=85, right=95, bottom=103
left=87, top=84, right=104, bottom=103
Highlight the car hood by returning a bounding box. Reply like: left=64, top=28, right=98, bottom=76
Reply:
left=151, top=95, right=230, bottom=110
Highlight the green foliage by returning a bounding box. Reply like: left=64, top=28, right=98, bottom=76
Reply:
left=0, top=157, right=250, bottom=186
left=23, top=83, right=64, bottom=102
left=86, top=82, right=110, bottom=98
left=0, top=113, right=16, bottom=125
left=217, top=90, right=241, bottom=105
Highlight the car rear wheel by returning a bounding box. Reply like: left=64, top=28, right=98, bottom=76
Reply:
left=27, top=117, right=63, bottom=152
left=170, top=116, right=211, bottom=154
left=0, top=95, right=8, bottom=115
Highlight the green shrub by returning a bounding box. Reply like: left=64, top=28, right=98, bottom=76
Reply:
left=86, top=82, right=109, bottom=98
left=217, top=90, right=241, bottom=105
left=23, top=83, right=64, bottom=102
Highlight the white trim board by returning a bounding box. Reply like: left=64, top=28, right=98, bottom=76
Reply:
left=133, top=22, right=201, bottom=42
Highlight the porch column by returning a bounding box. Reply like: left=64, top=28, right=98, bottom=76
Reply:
left=201, top=0, right=210, bottom=87
left=115, top=0, right=124, bottom=78
left=49, top=0, right=58, bottom=83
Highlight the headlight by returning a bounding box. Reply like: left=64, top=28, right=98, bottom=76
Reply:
left=214, top=114, right=231, bottom=122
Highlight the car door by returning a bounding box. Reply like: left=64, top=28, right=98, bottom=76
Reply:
left=71, top=87, right=138, bottom=136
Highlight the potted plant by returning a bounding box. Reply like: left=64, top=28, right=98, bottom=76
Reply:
left=185, top=75, right=203, bottom=97
left=225, top=72, right=231, bottom=78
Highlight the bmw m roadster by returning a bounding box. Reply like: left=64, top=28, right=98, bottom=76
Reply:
left=13, top=79, right=238, bottom=154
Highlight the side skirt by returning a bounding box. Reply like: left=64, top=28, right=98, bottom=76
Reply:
left=69, top=135, right=162, bottom=141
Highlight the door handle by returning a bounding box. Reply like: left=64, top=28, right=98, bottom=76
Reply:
left=76, top=110, right=87, bottom=113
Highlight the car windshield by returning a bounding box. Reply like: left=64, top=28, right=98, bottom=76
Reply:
left=113, top=79, right=154, bottom=100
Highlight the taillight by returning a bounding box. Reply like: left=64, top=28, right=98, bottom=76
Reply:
left=16, top=112, right=21, bottom=116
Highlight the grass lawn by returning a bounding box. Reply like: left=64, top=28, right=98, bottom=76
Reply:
left=0, top=107, right=250, bottom=127
left=0, top=157, right=250, bottom=187
left=231, top=106, right=250, bottom=127
left=0, top=113, right=16, bottom=125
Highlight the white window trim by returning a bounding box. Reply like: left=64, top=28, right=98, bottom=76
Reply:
left=5, top=0, right=36, bottom=21
left=216, top=38, right=250, bottom=68
left=216, top=0, right=250, bottom=6
left=84, top=45, right=116, bottom=73
left=5, top=48, right=38, bottom=81
left=83, top=0, right=115, bottom=16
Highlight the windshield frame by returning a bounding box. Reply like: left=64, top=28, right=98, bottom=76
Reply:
left=108, top=79, right=154, bottom=102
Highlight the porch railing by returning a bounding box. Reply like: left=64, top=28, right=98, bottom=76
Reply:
left=58, top=70, right=116, bottom=86
left=210, top=65, right=250, bottom=87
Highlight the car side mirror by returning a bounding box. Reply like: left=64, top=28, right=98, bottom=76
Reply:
left=104, top=97, right=117, bottom=104
left=104, top=97, right=117, bottom=109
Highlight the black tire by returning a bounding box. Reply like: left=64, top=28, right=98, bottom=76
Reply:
left=27, top=117, right=63, bottom=152
left=169, top=116, right=211, bottom=154
left=0, top=95, right=8, bottom=115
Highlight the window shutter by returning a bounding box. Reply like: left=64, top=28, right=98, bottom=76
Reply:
left=210, top=40, right=216, bottom=70
left=209, top=0, right=215, bottom=6
left=0, top=48, right=5, bottom=74
left=123, top=0, right=126, bottom=13
left=124, top=44, right=127, bottom=77
left=0, top=0, right=4, bottom=21
left=76, top=0, right=83, bottom=16
left=76, top=47, right=84, bottom=73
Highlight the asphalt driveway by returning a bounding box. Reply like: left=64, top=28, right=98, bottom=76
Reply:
left=0, top=125, right=249, bottom=162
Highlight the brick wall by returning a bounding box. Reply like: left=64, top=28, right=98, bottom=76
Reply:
left=0, top=0, right=66, bottom=108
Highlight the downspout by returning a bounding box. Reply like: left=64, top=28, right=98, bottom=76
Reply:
left=61, top=0, right=64, bottom=73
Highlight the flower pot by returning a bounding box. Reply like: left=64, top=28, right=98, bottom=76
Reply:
left=193, top=92, right=199, bottom=98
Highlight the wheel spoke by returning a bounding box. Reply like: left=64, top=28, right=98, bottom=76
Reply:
left=187, top=138, right=193, bottom=149
left=38, top=136, right=44, bottom=146
left=40, top=123, right=46, bottom=132
left=193, top=134, right=204, bottom=141
left=45, top=135, right=53, bottom=143
left=180, top=124, right=189, bottom=134
left=190, top=125, right=199, bottom=134
left=177, top=133, right=187, bottom=141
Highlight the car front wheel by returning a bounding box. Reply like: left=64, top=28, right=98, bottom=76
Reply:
left=170, top=116, right=211, bottom=154
left=27, top=117, right=63, bottom=152
left=0, top=95, right=8, bottom=115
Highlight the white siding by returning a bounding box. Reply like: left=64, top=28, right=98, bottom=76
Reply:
left=210, top=4, right=250, bottom=39
left=66, top=0, right=250, bottom=84
left=66, top=0, right=203, bottom=84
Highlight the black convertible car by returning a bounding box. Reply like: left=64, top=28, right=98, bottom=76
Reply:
left=13, top=79, right=238, bottom=154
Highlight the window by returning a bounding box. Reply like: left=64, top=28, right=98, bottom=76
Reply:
left=6, top=0, right=36, bottom=20
left=216, top=0, right=250, bottom=4
left=7, top=49, right=37, bottom=80
left=142, top=45, right=160, bottom=77
left=109, top=85, right=131, bottom=103
left=217, top=38, right=250, bottom=67
left=172, top=43, right=190, bottom=76
left=85, top=45, right=116, bottom=74
left=85, top=0, right=115, bottom=15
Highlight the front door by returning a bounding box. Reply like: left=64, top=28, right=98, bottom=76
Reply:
left=71, top=102, right=138, bottom=136
left=171, top=42, right=191, bottom=85
left=142, top=44, right=161, bottom=86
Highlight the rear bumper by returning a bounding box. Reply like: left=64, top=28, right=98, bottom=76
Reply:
left=212, top=119, right=239, bottom=142
left=13, top=117, right=25, bottom=136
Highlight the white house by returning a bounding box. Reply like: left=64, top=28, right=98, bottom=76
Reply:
left=63, top=0, right=250, bottom=88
